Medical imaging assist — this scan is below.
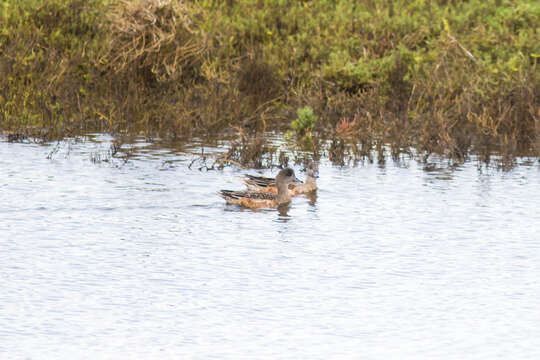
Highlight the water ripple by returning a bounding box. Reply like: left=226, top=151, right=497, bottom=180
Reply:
left=1, top=138, right=540, bottom=359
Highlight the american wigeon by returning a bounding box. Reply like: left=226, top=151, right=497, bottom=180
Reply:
left=219, top=168, right=299, bottom=208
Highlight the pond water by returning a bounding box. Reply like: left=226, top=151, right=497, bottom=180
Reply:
left=1, top=134, right=540, bottom=359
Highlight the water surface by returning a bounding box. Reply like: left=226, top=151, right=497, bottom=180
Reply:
left=1, top=135, right=540, bottom=359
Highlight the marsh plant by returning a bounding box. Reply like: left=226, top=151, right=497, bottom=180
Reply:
left=291, top=106, right=318, bottom=137
left=1, top=0, right=538, bottom=167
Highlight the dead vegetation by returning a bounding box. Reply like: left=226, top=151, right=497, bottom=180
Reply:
left=1, top=0, right=538, bottom=169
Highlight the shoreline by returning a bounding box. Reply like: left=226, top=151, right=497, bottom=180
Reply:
left=1, top=0, right=538, bottom=166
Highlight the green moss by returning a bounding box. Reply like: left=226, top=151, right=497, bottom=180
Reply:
left=291, top=106, right=318, bottom=136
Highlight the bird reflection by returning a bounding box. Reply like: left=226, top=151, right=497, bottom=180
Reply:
left=276, top=202, right=292, bottom=221
left=305, top=190, right=318, bottom=207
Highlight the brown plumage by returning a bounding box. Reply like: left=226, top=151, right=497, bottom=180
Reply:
left=219, top=168, right=298, bottom=208
left=243, top=161, right=318, bottom=195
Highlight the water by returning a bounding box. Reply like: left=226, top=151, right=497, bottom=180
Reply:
left=1, top=135, right=540, bottom=359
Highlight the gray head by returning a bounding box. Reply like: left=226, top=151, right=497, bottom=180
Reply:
left=305, top=161, right=319, bottom=181
left=275, top=168, right=298, bottom=186
left=275, top=168, right=300, bottom=203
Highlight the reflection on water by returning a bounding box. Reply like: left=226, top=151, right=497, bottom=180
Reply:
left=305, top=191, right=318, bottom=207
left=1, top=135, right=540, bottom=359
left=277, top=202, right=292, bottom=219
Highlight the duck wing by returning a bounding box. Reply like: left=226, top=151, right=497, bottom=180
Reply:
left=219, top=190, right=276, bottom=200
left=243, top=175, right=275, bottom=188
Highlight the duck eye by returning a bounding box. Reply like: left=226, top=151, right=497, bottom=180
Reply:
left=286, top=169, right=293, bottom=176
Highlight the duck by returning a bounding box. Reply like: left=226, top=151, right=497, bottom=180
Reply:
left=219, top=168, right=299, bottom=208
left=243, top=161, right=318, bottom=196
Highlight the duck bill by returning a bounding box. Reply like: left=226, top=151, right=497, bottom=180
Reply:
left=294, top=176, right=303, bottom=183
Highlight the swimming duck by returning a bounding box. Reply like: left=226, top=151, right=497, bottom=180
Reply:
left=219, top=168, right=299, bottom=208
left=243, top=161, right=318, bottom=195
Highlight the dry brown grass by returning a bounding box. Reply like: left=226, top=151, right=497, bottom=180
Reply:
left=100, top=0, right=205, bottom=84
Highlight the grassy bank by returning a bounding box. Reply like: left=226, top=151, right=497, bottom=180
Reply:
left=1, top=0, right=539, bottom=166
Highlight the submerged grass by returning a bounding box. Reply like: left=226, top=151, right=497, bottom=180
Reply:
left=1, top=0, right=539, bottom=167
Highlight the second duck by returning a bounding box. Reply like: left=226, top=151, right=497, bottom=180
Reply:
left=243, top=161, right=318, bottom=196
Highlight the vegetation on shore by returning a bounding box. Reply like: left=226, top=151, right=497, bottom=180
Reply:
left=1, top=0, right=539, bottom=167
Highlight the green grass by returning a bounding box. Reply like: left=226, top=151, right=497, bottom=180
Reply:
left=1, top=0, right=538, bottom=164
